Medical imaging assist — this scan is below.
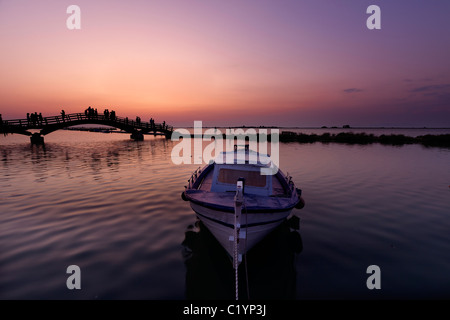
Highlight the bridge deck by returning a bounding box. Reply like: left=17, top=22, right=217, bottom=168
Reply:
left=0, top=112, right=173, bottom=137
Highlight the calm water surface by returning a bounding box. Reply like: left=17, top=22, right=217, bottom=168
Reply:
left=1, top=130, right=449, bottom=299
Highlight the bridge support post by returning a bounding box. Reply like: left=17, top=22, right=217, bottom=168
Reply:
left=130, top=131, right=144, bottom=141
left=30, top=133, right=44, bottom=145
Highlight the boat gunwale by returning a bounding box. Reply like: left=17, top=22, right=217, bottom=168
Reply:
left=183, top=149, right=301, bottom=213
left=185, top=190, right=298, bottom=213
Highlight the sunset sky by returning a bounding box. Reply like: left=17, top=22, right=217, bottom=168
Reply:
left=1, top=0, right=449, bottom=127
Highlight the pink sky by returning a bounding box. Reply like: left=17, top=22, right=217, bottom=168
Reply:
left=1, top=0, right=449, bottom=127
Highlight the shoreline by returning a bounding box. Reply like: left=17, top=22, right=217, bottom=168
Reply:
left=3, top=127, right=450, bottom=148
left=278, top=131, right=450, bottom=148
left=182, top=131, right=450, bottom=148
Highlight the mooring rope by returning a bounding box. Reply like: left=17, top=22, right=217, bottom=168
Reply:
left=234, top=180, right=244, bottom=301
left=244, top=202, right=250, bottom=300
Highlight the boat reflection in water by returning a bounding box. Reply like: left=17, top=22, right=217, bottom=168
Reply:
left=181, top=215, right=303, bottom=300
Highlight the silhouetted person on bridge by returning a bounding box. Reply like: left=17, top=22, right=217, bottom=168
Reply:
left=39, top=113, right=43, bottom=124
left=162, top=121, right=166, bottom=130
left=27, top=113, right=30, bottom=125
left=32, top=112, right=38, bottom=126
left=0, top=114, right=3, bottom=126
left=85, top=106, right=94, bottom=119
left=110, top=110, right=116, bottom=121
left=61, top=110, right=65, bottom=122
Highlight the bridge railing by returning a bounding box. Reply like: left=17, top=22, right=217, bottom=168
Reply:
left=0, top=118, right=27, bottom=127
left=0, top=112, right=173, bottom=132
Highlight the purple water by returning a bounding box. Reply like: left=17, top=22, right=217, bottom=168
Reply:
left=1, top=129, right=449, bottom=299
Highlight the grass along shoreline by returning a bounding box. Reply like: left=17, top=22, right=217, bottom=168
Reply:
left=279, top=131, right=450, bottom=147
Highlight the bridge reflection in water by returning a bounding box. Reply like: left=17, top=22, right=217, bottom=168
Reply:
left=182, top=216, right=303, bottom=300
left=0, top=112, right=173, bottom=144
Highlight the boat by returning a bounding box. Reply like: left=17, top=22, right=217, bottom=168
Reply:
left=181, top=145, right=305, bottom=263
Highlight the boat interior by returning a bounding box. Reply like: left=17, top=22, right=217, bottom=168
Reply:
left=197, top=164, right=289, bottom=197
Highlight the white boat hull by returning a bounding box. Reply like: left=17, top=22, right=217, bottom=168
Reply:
left=190, top=202, right=293, bottom=258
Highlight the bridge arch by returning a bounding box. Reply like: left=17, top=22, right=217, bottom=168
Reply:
left=0, top=113, right=173, bottom=143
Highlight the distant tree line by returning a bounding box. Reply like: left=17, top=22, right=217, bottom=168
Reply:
left=279, top=131, right=450, bottom=148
